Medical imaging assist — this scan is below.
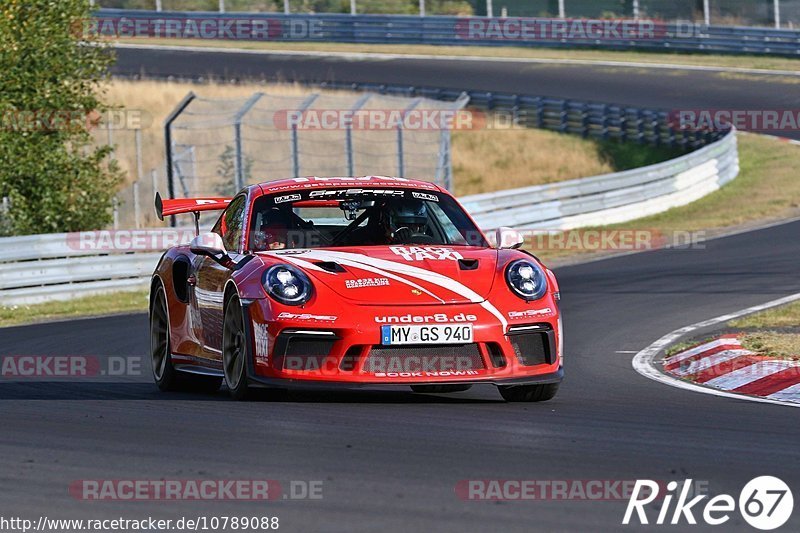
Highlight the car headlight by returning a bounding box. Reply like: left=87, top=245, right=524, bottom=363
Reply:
left=505, top=259, right=548, bottom=301
left=263, top=264, right=313, bottom=306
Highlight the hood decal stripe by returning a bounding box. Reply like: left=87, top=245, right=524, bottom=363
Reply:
left=275, top=250, right=508, bottom=331
left=280, top=253, right=446, bottom=304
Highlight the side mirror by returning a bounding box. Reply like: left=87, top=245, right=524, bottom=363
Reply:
left=495, top=227, right=525, bottom=250
left=190, top=232, right=235, bottom=268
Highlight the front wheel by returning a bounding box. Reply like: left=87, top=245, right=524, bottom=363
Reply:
left=498, top=383, right=559, bottom=402
left=223, top=294, right=252, bottom=400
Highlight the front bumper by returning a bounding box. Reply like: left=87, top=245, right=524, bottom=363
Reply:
left=242, top=299, right=563, bottom=386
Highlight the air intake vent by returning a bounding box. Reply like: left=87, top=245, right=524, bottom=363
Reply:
left=314, top=261, right=346, bottom=273
left=508, top=329, right=555, bottom=367
left=458, top=259, right=479, bottom=270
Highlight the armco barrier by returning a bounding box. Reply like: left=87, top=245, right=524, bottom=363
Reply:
left=461, top=128, right=738, bottom=230
left=0, top=130, right=738, bottom=306
left=0, top=232, right=163, bottom=305
left=96, top=10, right=800, bottom=57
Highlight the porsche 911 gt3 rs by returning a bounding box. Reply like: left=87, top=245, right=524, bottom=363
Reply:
left=149, top=176, right=563, bottom=401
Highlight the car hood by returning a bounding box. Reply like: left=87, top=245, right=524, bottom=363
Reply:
left=261, top=246, right=499, bottom=305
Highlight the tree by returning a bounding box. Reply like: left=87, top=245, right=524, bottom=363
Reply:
left=0, top=0, right=122, bottom=235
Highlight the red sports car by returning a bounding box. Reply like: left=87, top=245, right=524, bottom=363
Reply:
left=150, top=176, right=563, bottom=401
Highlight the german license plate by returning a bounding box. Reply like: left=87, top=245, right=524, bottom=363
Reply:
left=380, top=324, right=474, bottom=345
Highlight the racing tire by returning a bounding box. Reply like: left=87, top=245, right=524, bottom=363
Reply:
left=151, top=283, right=222, bottom=393
left=497, top=383, right=559, bottom=402
left=150, top=284, right=179, bottom=391
left=223, top=293, right=253, bottom=401
left=410, top=385, right=473, bottom=394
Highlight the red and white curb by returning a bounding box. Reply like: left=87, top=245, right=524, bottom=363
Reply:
left=632, top=292, right=800, bottom=407
left=663, top=335, right=800, bottom=404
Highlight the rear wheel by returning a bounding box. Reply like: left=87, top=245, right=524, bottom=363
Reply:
left=150, top=284, right=178, bottom=391
left=498, top=383, right=559, bottom=402
left=223, top=294, right=252, bottom=400
left=151, top=282, right=222, bottom=393
left=411, top=385, right=472, bottom=394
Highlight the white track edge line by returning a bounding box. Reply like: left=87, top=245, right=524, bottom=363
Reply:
left=631, top=292, right=800, bottom=408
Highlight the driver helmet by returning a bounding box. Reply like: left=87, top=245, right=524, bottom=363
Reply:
left=254, top=208, right=289, bottom=250
left=388, top=199, right=428, bottom=233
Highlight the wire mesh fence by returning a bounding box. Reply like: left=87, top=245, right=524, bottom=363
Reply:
left=165, top=90, right=468, bottom=199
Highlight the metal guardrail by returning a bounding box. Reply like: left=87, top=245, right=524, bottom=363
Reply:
left=96, top=10, right=800, bottom=57
left=461, top=128, right=738, bottom=230
left=0, top=232, right=163, bottom=305
left=0, top=130, right=738, bottom=306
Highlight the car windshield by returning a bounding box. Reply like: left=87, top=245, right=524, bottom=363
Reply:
left=247, top=188, right=488, bottom=251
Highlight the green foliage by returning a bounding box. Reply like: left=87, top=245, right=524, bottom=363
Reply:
left=216, top=145, right=253, bottom=195
left=596, top=139, right=685, bottom=171
left=0, top=0, right=123, bottom=235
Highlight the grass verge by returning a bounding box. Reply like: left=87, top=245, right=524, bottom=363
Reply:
left=740, top=332, right=800, bottom=360
left=116, top=38, right=800, bottom=73
left=0, top=291, right=149, bottom=328
left=536, top=134, right=800, bottom=263
left=730, top=301, right=800, bottom=329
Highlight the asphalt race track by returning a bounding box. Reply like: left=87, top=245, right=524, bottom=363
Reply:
left=113, top=45, right=800, bottom=139
left=3, top=220, right=800, bottom=531
left=1, top=47, right=799, bottom=531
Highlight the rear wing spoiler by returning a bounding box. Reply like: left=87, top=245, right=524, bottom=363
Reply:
left=155, top=192, right=232, bottom=234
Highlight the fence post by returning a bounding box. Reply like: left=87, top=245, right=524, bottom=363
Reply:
left=397, top=98, right=422, bottom=178
left=219, top=0, right=225, bottom=13
left=632, top=0, right=640, bottom=20
left=419, top=0, right=425, bottom=16
left=703, top=0, right=710, bottom=25
left=486, top=0, right=493, bottom=18
left=135, top=128, right=143, bottom=185
left=345, top=94, right=372, bottom=177
left=155, top=0, right=162, bottom=12
left=774, top=0, right=781, bottom=28
left=133, top=181, right=141, bottom=229
left=558, top=0, right=565, bottom=18
left=291, top=94, right=320, bottom=179
left=113, top=198, right=119, bottom=230
left=106, top=120, right=115, bottom=161
left=350, top=0, right=356, bottom=15
left=151, top=169, right=159, bottom=199
left=164, top=92, right=196, bottom=227
left=283, top=0, right=290, bottom=14
left=232, top=93, right=264, bottom=192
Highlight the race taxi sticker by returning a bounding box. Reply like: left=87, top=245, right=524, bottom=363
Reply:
left=390, top=246, right=463, bottom=261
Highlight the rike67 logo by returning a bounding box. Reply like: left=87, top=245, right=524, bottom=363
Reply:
left=624, top=477, right=793, bottom=530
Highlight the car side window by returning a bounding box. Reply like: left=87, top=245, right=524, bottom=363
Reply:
left=213, top=196, right=246, bottom=252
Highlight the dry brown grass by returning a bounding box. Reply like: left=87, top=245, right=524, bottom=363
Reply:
left=741, top=332, right=800, bottom=360
left=451, top=128, right=614, bottom=196
left=101, top=78, right=616, bottom=200
left=98, top=79, right=319, bottom=185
